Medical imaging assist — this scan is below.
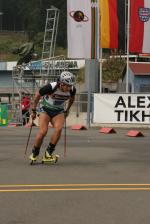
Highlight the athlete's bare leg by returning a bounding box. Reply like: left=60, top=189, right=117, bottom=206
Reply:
left=34, top=112, right=50, bottom=148
left=50, top=113, right=65, bottom=145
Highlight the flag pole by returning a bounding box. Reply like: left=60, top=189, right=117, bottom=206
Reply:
left=126, top=0, right=130, bottom=93
left=86, top=0, right=100, bottom=128
left=97, top=0, right=102, bottom=93
left=99, top=48, right=102, bottom=93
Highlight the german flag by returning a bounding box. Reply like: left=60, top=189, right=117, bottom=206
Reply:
left=100, top=0, right=125, bottom=50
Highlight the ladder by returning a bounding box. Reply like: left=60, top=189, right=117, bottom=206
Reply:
left=40, top=6, right=60, bottom=82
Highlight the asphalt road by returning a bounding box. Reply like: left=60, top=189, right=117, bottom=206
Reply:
left=0, top=126, right=150, bottom=224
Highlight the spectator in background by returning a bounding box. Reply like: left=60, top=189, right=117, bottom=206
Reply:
left=21, top=94, right=30, bottom=125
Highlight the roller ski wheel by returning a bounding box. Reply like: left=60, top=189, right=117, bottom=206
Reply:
left=29, top=154, right=39, bottom=165
left=42, top=153, right=60, bottom=164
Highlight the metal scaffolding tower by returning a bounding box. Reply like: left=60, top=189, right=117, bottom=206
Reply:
left=40, top=6, right=60, bottom=83
left=11, top=55, right=66, bottom=125
left=10, top=6, right=66, bottom=125
left=11, top=64, right=40, bottom=125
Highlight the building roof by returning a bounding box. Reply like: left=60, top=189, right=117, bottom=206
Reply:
left=0, top=88, right=13, bottom=93
left=129, top=63, right=150, bottom=75
left=0, top=88, right=32, bottom=95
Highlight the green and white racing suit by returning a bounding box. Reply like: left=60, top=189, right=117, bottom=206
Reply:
left=39, top=82, right=76, bottom=118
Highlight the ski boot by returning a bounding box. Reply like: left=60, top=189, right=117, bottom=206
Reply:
left=29, top=147, right=40, bottom=165
left=42, top=150, right=59, bottom=164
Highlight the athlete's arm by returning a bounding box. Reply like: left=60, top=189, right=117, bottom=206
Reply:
left=39, top=84, right=53, bottom=96
left=32, top=84, right=53, bottom=110
left=66, top=95, right=75, bottom=111
left=32, top=90, right=41, bottom=111
left=65, top=86, right=76, bottom=116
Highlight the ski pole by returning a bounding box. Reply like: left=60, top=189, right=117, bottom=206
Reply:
left=24, top=120, right=33, bottom=155
left=64, top=116, right=67, bottom=158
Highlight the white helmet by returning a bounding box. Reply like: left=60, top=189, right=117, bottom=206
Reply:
left=59, top=71, right=75, bottom=86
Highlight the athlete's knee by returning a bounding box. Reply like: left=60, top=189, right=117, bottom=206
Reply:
left=38, top=129, right=48, bottom=138
left=54, top=126, right=63, bottom=134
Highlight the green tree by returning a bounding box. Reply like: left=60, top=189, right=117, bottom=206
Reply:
left=102, top=57, right=126, bottom=82
left=2, top=0, right=67, bottom=47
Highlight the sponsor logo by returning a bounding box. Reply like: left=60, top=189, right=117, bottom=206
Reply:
left=69, top=10, right=88, bottom=22
left=31, top=60, right=79, bottom=70
left=138, top=7, right=150, bottom=22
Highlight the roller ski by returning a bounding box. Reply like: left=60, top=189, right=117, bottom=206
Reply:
left=42, top=151, right=59, bottom=164
left=29, top=147, right=40, bottom=165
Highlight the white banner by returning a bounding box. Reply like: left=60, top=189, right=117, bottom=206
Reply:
left=67, top=0, right=92, bottom=58
left=94, top=94, right=150, bottom=124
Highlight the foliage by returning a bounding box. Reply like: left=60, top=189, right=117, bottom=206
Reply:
left=72, top=58, right=126, bottom=84
left=102, top=57, right=126, bottom=82
left=55, top=47, right=67, bottom=57
left=0, top=32, right=67, bottom=61
left=2, top=0, right=67, bottom=48
left=0, top=32, right=27, bottom=61
left=76, top=67, right=85, bottom=83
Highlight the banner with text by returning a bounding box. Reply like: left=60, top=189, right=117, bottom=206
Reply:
left=94, top=94, right=150, bottom=124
